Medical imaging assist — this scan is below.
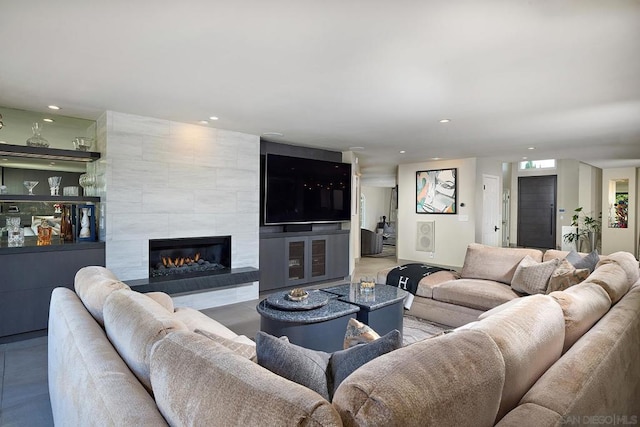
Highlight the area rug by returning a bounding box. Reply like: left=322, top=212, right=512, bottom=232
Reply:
left=402, top=315, right=451, bottom=346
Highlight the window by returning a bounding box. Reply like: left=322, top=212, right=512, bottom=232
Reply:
left=519, top=159, right=556, bottom=170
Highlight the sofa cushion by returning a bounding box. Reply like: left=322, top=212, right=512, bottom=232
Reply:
left=432, top=279, right=520, bottom=311
left=332, top=329, right=505, bottom=426
left=517, top=284, right=640, bottom=418
left=511, top=256, right=559, bottom=295
left=150, top=331, right=343, bottom=426
left=195, top=328, right=256, bottom=361
left=549, top=283, right=612, bottom=352
left=597, top=251, right=640, bottom=285
left=470, top=294, right=565, bottom=422
left=144, top=292, right=174, bottom=313
left=546, top=259, right=590, bottom=293
left=255, top=329, right=401, bottom=401
left=566, top=249, right=599, bottom=273
left=461, top=243, right=544, bottom=285
left=103, top=290, right=189, bottom=391
left=583, top=261, right=631, bottom=304
left=74, top=266, right=131, bottom=326
left=173, top=306, right=239, bottom=340
left=48, top=288, right=168, bottom=427
left=415, top=271, right=460, bottom=298
left=344, top=317, right=380, bottom=349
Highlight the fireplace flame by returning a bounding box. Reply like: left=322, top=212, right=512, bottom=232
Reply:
left=162, top=253, right=201, bottom=268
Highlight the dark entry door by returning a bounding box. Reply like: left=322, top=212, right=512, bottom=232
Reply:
left=517, top=175, right=557, bottom=249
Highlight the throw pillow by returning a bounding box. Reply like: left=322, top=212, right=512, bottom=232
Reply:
left=195, top=329, right=257, bottom=361
left=546, top=259, right=590, bottom=293
left=256, top=332, right=332, bottom=400
left=343, top=318, right=380, bottom=349
left=331, top=329, right=401, bottom=393
left=511, top=256, right=560, bottom=295
left=255, top=329, right=402, bottom=401
left=566, top=250, right=599, bottom=273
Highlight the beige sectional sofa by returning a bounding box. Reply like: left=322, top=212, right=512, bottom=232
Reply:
left=378, top=243, right=604, bottom=327
left=49, top=254, right=640, bottom=426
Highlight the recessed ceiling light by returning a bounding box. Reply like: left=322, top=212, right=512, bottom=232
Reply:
left=399, top=150, right=406, bottom=154
left=209, top=116, right=219, bottom=121
left=48, top=105, right=61, bottom=110
left=528, top=147, right=535, bottom=150
left=439, top=119, right=451, bottom=123
left=431, top=157, right=441, bottom=160
left=522, top=157, right=528, bottom=160
left=198, top=120, right=209, bottom=125
left=43, top=118, right=55, bottom=123
left=262, top=132, right=284, bottom=137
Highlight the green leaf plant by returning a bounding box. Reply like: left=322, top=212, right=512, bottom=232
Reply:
left=563, top=207, right=602, bottom=252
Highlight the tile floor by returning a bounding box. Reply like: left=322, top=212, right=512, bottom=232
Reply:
left=0, top=254, right=399, bottom=426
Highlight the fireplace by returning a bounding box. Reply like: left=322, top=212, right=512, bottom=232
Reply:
left=149, top=236, right=231, bottom=280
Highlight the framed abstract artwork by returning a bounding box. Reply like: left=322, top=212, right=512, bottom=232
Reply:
left=416, top=168, right=457, bottom=214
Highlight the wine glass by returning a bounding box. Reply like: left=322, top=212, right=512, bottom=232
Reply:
left=23, top=180, right=39, bottom=195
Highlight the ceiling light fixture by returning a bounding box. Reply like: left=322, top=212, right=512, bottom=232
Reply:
left=209, top=116, right=219, bottom=121
left=399, top=150, right=406, bottom=154
left=528, top=147, right=535, bottom=150
left=48, top=105, right=61, bottom=110
left=432, top=157, right=441, bottom=160
left=43, top=118, right=55, bottom=123
left=439, top=119, right=451, bottom=123
left=198, top=120, right=208, bottom=125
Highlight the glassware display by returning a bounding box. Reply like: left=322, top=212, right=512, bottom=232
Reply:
left=48, top=176, right=62, bottom=196
left=63, top=186, right=79, bottom=196
left=37, top=219, right=53, bottom=246
left=60, top=205, right=74, bottom=242
left=79, top=207, right=91, bottom=238
left=6, top=217, right=24, bottom=247
left=79, top=174, right=96, bottom=196
left=23, top=180, right=39, bottom=195
left=26, top=122, right=49, bottom=147
left=72, top=137, right=94, bottom=151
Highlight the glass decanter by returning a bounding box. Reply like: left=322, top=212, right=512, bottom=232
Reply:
left=26, top=122, right=49, bottom=147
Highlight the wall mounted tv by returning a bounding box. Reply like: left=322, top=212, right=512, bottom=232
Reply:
left=263, top=153, right=352, bottom=225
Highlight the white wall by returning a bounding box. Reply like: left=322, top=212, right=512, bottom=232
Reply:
left=361, top=186, right=392, bottom=231
left=96, top=111, right=260, bottom=308
left=397, top=158, right=476, bottom=268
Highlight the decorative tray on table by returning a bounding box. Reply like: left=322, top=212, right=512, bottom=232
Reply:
left=265, top=289, right=329, bottom=311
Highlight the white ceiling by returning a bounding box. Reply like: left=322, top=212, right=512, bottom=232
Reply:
left=1, top=1, right=639, bottom=175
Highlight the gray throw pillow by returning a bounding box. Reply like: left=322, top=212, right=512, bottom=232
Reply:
left=566, top=250, right=599, bottom=273
left=255, top=329, right=402, bottom=401
left=511, top=255, right=559, bottom=295
left=331, top=329, right=402, bottom=394
left=255, top=332, right=331, bottom=400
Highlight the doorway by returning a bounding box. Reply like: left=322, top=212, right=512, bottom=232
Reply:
left=517, top=175, right=557, bottom=249
left=481, top=174, right=501, bottom=247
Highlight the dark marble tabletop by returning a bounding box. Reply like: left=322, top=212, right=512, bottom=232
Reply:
left=321, top=283, right=409, bottom=310
left=257, top=297, right=359, bottom=324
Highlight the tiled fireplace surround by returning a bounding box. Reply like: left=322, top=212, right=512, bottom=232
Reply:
left=94, top=111, right=260, bottom=309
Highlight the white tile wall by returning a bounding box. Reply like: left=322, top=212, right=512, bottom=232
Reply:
left=98, top=111, right=260, bottom=307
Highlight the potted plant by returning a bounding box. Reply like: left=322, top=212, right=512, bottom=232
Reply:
left=563, top=207, right=601, bottom=252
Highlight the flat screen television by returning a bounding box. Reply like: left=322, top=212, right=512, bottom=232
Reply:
left=263, top=153, right=352, bottom=225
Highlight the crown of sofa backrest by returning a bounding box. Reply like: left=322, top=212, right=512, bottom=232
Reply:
left=583, top=252, right=638, bottom=304
left=74, top=266, right=131, bottom=326
left=103, top=289, right=189, bottom=392
left=332, top=329, right=506, bottom=426
left=460, top=243, right=544, bottom=285
left=469, top=294, right=565, bottom=423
